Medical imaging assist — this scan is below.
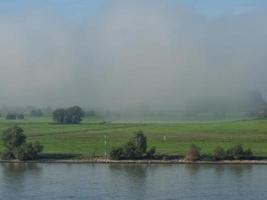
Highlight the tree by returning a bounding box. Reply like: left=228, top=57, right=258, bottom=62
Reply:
left=53, top=109, right=66, bottom=124
left=185, top=144, right=201, bottom=161
left=6, top=113, right=16, bottom=120
left=263, top=108, right=267, bottom=118
left=123, top=141, right=142, bottom=159
left=52, top=106, right=84, bottom=124
left=132, top=131, right=147, bottom=154
left=66, top=106, right=85, bottom=124
left=109, top=131, right=156, bottom=160
left=1, top=126, right=43, bottom=160
left=2, top=126, right=26, bottom=149
left=17, top=114, right=25, bottom=120
left=31, top=109, right=43, bottom=117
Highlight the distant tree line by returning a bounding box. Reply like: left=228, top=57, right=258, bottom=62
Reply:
left=53, top=106, right=85, bottom=124
left=31, top=109, right=43, bottom=117
left=0, top=106, right=54, bottom=119
left=5, top=113, right=24, bottom=120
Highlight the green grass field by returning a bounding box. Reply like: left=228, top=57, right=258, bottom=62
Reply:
left=0, top=117, right=267, bottom=157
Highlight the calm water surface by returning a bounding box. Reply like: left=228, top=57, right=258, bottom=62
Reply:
left=0, top=163, right=267, bottom=200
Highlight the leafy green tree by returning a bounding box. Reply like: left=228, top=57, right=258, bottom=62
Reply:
left=132, top=131, right=147, bottom=154
left=53, top=109, right=66, bottom=123
left=109, top=131, right=155, bottom=160
left=67, top=106, right=84, bottom=124
left=53, top=106, right=84, bottom=124
left=1, top=126, right=43, bottom=160
left=2, top=126, right=26, bottom=149
left=124, top=141, right=142, bottom=159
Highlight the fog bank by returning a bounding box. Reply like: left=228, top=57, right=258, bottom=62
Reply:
left=0, top=0, right=266, bottom=113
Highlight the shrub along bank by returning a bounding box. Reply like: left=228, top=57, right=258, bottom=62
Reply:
left=110, top=131, right=254, bottom=161
left=184, top=144, right=253, bottom=161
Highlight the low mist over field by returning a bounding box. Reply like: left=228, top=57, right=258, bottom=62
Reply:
left=0, top=0, right=267, bottom=114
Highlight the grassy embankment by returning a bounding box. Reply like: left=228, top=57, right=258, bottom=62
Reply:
left=0, top=117, right=266, bottom=158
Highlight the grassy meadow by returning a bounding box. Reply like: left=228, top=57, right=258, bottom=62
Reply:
left=0, top=117, right=267, bottom=157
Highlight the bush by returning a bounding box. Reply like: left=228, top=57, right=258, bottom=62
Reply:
left=231, top=144, right=244, bottom=160
left=213, top=146, right=226, bottom=161
left=243, top=148, right=253, bottom=159
left=185, top=144, right=201, bottom=161
left=146, top=147, right=156, bottom=157
left=1, top=148, right=14, bottom=160
left=110, top=147, right=125, bottom=160
left=225, top=144, right=243, bottom=160
left=217, top=144, right=253, bottom=160
left=201, top=153, right=214, bottom=161
left=1, top=126, right=43, bottom=161
left=16, top=142, right=44, bottom=161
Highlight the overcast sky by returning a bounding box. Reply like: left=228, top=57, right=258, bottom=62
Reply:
left=0, top=0, right=266, bottom=110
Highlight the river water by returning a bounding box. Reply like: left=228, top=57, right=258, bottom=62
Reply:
left=0, top=163, right=266, bottom=200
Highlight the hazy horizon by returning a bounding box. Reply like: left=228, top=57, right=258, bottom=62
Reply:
left=0, top=0, right=267, bottom=113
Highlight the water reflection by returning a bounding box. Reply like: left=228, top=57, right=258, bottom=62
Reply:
left=184, top=164, right=252, bottom=179
left=108, top=164, right=149, bottom=200
left=109, top=164, right=148, bottom=179
left=1, top=163, right=41, bottom=174
left=0, top=163, right=265, bottom=200
left=0, top=163, right=42, bottom=200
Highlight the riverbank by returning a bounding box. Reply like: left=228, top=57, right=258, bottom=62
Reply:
left=1, top=159, right=267, bottom=164
left=1, top=119, right=267, bottom=156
